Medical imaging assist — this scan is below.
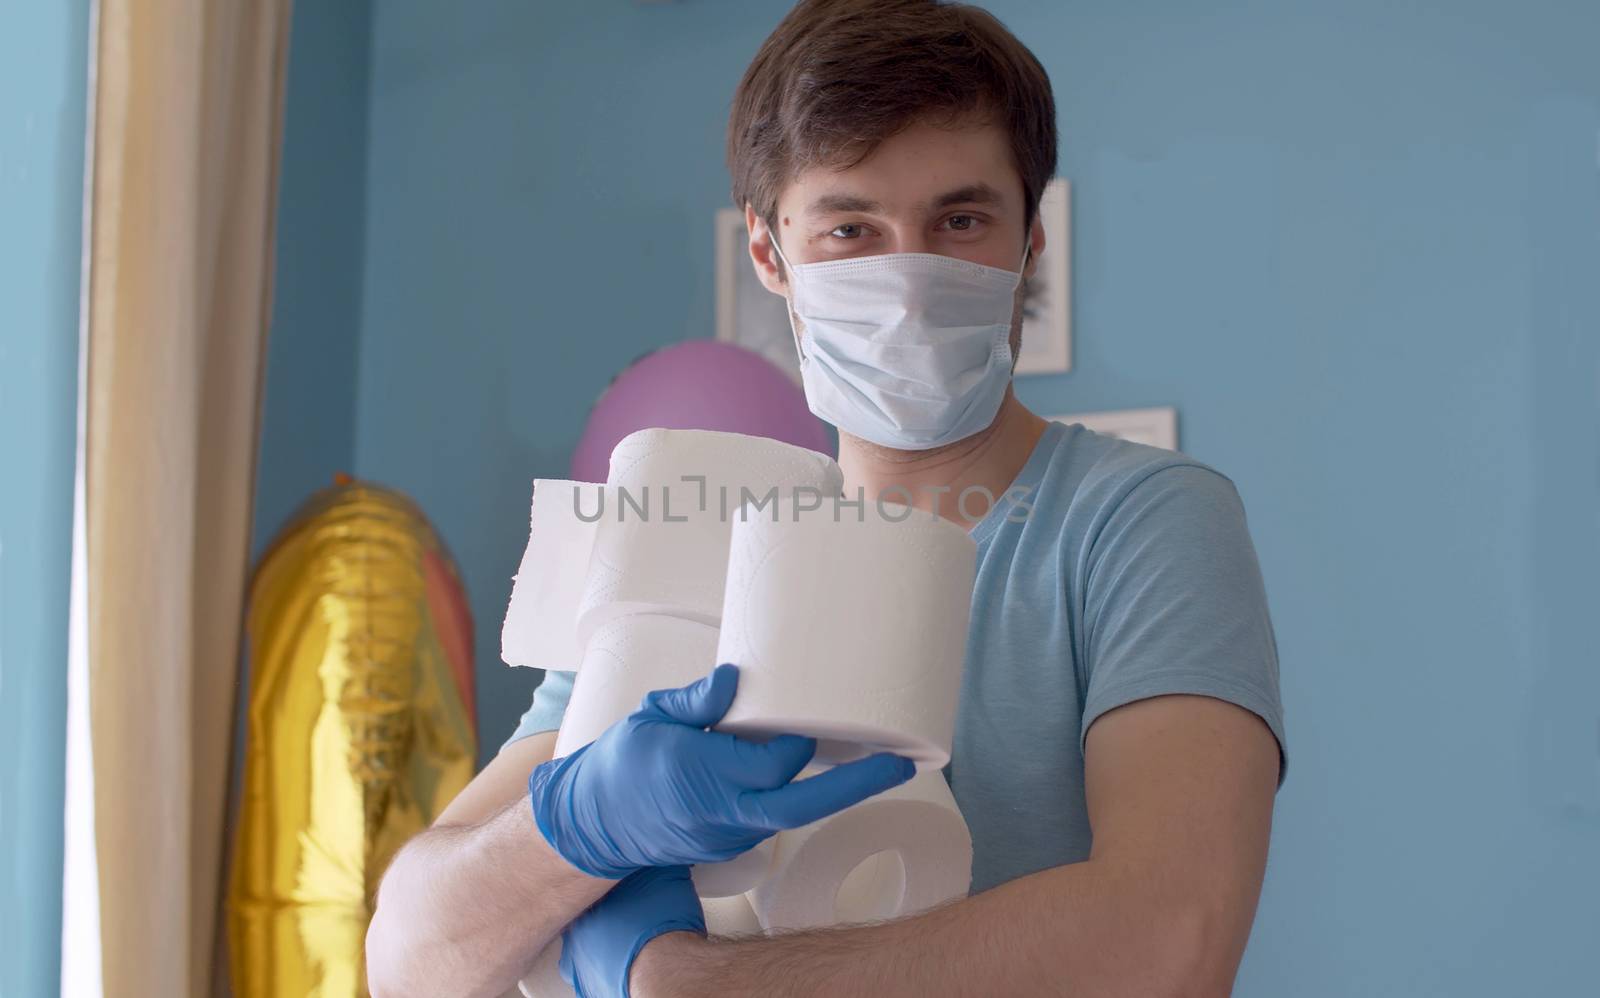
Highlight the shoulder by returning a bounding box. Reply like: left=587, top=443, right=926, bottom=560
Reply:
left=1034, top=422, right=1245, bottom=532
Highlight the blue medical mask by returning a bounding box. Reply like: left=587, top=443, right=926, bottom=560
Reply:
left=772, top=238, right=1030, bottom=450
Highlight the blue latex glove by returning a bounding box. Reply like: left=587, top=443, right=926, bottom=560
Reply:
left=528, top=662, right=916, bottom=878
left=559, top=864, right=703, bottom=998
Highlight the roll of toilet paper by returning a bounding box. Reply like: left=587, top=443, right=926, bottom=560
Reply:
left=518, top=892, right=765, bottom=998
left=573, top=493, right=738, bottom=638
left=704, top=890, right=765, bottom=938
left=501, top=479, right=606, bottom=670
left=604, top=427, right=842, bottom=494
left=690, top=840, right=775, bottom=900
left=550, top=612, right=775, bottom=899
left=552, top=613, right=722, bottom=757
left=748, top=767, right=972, bottom=934
left=713, top=497, right=976, bottom=769
left=574, top=429, right=844, bottom=640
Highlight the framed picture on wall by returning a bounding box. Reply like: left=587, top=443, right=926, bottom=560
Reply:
left=713, top=176, right=1073, bottom=382
left=1047, top=406, right=1179, bottom=451
left=1015, top=176, right=1071, bottom=376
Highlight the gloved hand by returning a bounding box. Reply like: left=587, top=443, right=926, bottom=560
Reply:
left=559, top=864, right=703, bottom=998
left=528, top=662, right=916, bottom=878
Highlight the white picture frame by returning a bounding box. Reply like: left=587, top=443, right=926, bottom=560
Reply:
left=1046, top=406, right=1179, bottom=451
left=1014, top=177, right=1071, bottom=376
left=713, top=176, right=1073, bottom=382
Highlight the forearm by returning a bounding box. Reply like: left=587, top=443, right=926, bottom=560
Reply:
left=633, top=858, right=1241, bottom=998
left=366, top=794, right=614, bottom=998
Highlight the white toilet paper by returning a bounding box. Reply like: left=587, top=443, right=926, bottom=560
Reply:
left=703, top=890, right=765, bottom=938
left=604, top=427, right=842, bottom=494
left=506, top=431, right=976, bottom=995
left=550, top=612, right=776, bottom=899
left=552, top=613, right=722, bottom=757
left=518, top=892, right=765, bottom=998
left=501, top=479, right=606, bottom=670
left=574, top=429, right=844, bottom=641
left=713, top=497, right=977, bottom=769
left=748, top=768, right=973, bottom=934
left=689, top=840, right=775, bottom=900
left=573, top=495, right=737, bottom=639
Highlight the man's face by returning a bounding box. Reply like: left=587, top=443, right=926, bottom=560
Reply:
left=748, top=115, right=1043, bottom=286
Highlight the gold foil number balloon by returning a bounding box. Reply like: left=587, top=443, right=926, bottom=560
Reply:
left=228, top=479, right=477, bottom=997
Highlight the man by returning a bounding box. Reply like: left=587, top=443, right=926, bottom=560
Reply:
left=367, top=2, right=1286, bottom=996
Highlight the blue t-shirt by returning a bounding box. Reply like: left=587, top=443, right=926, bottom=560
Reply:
left=506, top=421, right=1287, bottom=894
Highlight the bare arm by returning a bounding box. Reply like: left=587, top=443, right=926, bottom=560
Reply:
left=631, top=695, right=1280, bottom=998
left=366, top=731, right=611, bottom=998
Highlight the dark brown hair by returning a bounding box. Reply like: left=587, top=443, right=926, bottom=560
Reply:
left=727, top=0, right=1057, bottom=235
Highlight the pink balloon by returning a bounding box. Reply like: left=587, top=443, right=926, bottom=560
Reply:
left=570, top=340, right=833, bottom=483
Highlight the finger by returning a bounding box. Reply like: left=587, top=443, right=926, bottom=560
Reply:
left=636, top=663, right=738, bottom=728
left=722, top=732, right=818, bottom=788
left=734, top=752, right=917, bottom=830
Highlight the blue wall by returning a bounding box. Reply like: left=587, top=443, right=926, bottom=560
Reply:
left=0, top=2, right=90, bottom=994
left=252, top=0, right=373, bottom=555
left=351, top=0, right=804, bottom=753
left=263, top=0, right=1600, bottom=992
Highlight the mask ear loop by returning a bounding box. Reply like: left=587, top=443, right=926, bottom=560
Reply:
left=1008, top=238, right=1033, bottom=375
left=769, top=234, right=808, bottom=364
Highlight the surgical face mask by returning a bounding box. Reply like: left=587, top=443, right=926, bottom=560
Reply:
left=771, top=237, right=1030, bottom=451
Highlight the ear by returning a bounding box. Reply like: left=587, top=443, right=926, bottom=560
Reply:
left=746, top=204, right=790, bottom=297
left=1022, top=211, right=1047, bottom=281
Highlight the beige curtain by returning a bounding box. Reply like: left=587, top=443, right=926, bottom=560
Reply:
left=62, top=1, right=292, bottom=996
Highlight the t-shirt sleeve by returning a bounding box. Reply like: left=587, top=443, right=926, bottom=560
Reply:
left=1080, top=464, right=1287, bottom=782
left=501, top=668, right=576, bottom=752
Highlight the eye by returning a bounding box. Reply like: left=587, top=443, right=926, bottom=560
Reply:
left=828, top=223, right=864, bottom=239
left=944, top=214, right=980, bottom=232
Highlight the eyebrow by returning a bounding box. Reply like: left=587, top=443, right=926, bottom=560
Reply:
left=804, top=182, right=1007, bottom=217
